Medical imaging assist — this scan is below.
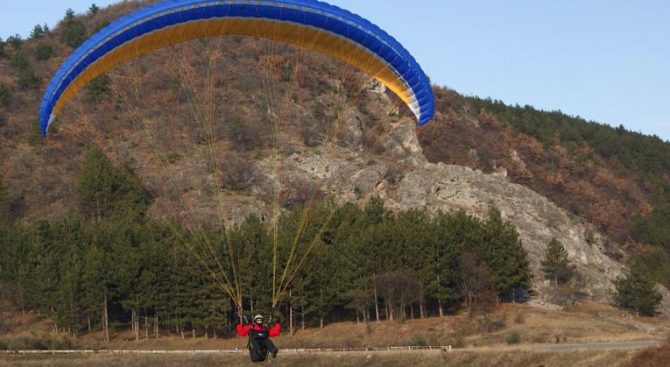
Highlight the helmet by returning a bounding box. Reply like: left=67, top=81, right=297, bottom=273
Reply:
left=253, top=314, right=264, bottom=323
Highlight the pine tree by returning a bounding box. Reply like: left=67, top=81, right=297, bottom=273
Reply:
left=35, top=43, right=54, bottom=61
left=64, top=9, right=76, bottom=21
left=77, top=148, right=148, bottom=222
left=0, top=223, right=32, bottom=314
left=234, top=214, right=273, bottom=313
left=108, top=214, right=143, bottom=340
left=0, top=175, right=11, bottom=223
left=57, top=251, right=85, bottom=336
left=614, top=261, right=663, bottom=316
left=25, top=220, right=59, bottom=314
left=86, top=74, right=111, bottom=101
left=6, top=34, right=23, bottom=49
left=428, top=210, right=473, bottom=316
left=364, top=196, right=388, bottom=225
left=10, top=52, right=29, bottom=70
left=81, top=239, right=110, bottom=339
left=30, top=24, right=45, bottom=39
left=471, top=207, right=531, bottom=300
left=89, top=4, right=100, bottom=16
left=541, top=238, right=574, bottom=287
left=60, top=11, right=88, bottom=49
left=17, top=68, right=40, bottom=90
left=47, top=214, right=89, bottom=335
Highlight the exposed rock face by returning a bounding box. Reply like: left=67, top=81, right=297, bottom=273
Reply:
left=242, top=118, right=627, bottom=304
left=390, top=161, right=622, bottom=301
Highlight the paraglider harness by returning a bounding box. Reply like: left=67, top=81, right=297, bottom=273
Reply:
left=245, top=316, right=276, bottom=363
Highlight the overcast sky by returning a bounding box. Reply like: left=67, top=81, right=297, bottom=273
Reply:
left=1, top=0, right=668, bottom=142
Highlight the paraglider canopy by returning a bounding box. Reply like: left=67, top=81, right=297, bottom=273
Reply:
left=39, top=0, right=435, bottom=136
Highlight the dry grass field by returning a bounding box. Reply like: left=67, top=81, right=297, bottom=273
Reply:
left=1, top=302, right=668, bottom=351
left=0, top=349, right=639, bottom=367
left=99, top=302, right=668, bottom=350
left=1, top=301, right=668, bottom=367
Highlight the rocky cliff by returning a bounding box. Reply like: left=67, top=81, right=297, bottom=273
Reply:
left=132, top=87, right=627, bottom=305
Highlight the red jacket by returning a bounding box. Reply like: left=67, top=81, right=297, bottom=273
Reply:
left=237, top=323, right=281, bottom=337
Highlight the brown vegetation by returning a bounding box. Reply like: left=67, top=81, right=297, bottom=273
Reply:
left=627, top=341, right=670, bottom=367
left=420, top=88, right=653, bottom=245
left=0, top=349, right=637, bottom=367
left=1, top=301, right=666, bottom=352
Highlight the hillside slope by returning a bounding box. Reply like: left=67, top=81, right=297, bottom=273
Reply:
left=0, top=1, right=669, bottom=304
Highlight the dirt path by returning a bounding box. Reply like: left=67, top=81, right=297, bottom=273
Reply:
left=0, top=348, right=640, bottom=367
left=525, top=340, right=663, bottom=352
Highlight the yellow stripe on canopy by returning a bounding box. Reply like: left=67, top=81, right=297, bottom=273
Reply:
left=53, top=17, right=413, bottom=117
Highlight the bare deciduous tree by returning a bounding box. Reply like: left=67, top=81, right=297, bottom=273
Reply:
left=376, top=270, right=421, bottom=324
left=458, top=252, right=493, bottom=316
left=220, top=153, right=256, bottom=191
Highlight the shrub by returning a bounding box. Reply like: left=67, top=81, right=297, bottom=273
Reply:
left=6, top=34, right=23, bottom=49
left=226, top=116, right=263, bottom=151
left=167, top=153, right=181, bottom=164
left=10, top=52, right=29, bottom=70
left=548, top=284, right=587, bottom=308
left=483, top=315, right=507, bottom=333
left=28, top=118, right=45, bottom=146
left=51, top=336, right=73, bottom=350
left=8, top=336, right=47, bottom=350
left=220, top=153, right=256, bottom=191
left=0, top=83, right=9, bottom=107
left=4, top=334, right=72, bottom=351
left=300, top=119, right=322, bottom=147
left=627, top=341, right=670, bottom=367
left=635, top=249, right=670, bottom=287
left=86, top=73, right=111, bottom=101
left=506, top=331, right=521, bottom=345
left=35, top=43, right=54, bottom=61
left=61, top=20, right=88, bottom=48
left=17, top=68, right=40, bottom=89
left=409, top=334, right=427, bottom=346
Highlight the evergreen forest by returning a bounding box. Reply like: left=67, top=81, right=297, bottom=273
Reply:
left=0, top=149, right=532, bottom=339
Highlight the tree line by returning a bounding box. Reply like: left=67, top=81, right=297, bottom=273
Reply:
left=0, top=148, right=533, bottom=340
left=465, top=97, right=670, bottom=179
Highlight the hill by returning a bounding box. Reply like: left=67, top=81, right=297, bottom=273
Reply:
left=0, top=0, right=669, bottom=338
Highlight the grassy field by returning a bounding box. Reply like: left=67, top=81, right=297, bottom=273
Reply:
left=1, top=302, right=668, bottom=351
left=100, top=302, right=670, bottom=350
left=1, top=301, right=668, bottom=367
left=0, top=349, right=637, bottom=367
